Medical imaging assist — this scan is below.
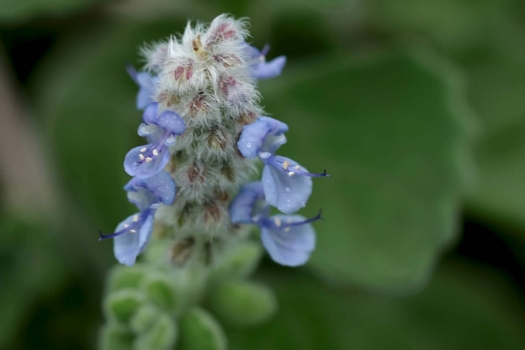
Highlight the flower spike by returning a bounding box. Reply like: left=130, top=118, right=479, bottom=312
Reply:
left=99, top=15, right=328, bottom=268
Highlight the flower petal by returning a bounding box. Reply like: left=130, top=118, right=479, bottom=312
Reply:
left=136, top=72, right=158, bottom=110
left=125, top=172, right=176, bottom=209
left=127, top=187, right=156, bottom=211
left=260, top=216, right=315, bottom=267
left=138, top=123, right=167, bottom=145
left=237, top=116, right=289, bottom=158
left=229, top=181, right=265, bottom=224
left=157, top=110, right=186, bottom=135
left=124, top=145, right=170, bottom=178
left=244, top=43, right=261, bottom=60
left=142, top=104, right=185, bottom=136
left=253, top=56, right=286, bottom=80
left=138, top=171, right=176, bottom=205
left=262, top=156, right=312, bottom=214
left=142, top=102, right=159, bottom=124
left=113, top=210, right=155, bottom=266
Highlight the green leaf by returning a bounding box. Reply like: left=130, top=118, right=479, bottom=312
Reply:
left=457, top=48, right=525, bottom=233
left=210, top=280, right=277, bottom=327
left=134, top=313, right=177, bottom=350
left=370, top=0, right=525, bottom=247
left=179, top=308, right=227, bottom=350
left=104, top=290, right=145, bottom=324
left=226, top=260, right=525, bottom=350
left=259, top=52, right=473, bottom=291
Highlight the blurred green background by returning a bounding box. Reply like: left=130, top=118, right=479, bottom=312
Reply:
left=2, top=0, right=525, bottom=348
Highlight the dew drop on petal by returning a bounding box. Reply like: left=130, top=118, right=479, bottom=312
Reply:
left=285, top=187, right=290, bottom=192
left=246, top=142, right=252, bottom=148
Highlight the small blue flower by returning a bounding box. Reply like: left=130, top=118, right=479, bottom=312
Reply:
left=127, top=65, right=158, bottom=109
left=245, top=44, right=286, bottom=80
left=125, top=171, right=177, bottom=210
left=229, top=181, right=321, bottom=266
left=102, top=209, right=155, bottom=266
left=237, top=116, right=328, bottom=214
left=99, top=171, right=176, bottom=266
left=124, top=103, right=185, bottom=178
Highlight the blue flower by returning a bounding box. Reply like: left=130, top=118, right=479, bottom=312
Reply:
left=237, top=116, right=328, bottom=214
left=245, top=44, right=286, bottom=80
left=229, top=181, right=321, bottom=266
left=99, top=171, right=176, bottom=266
left=124, top=103, right=186, bottom=178
left=127, top=65, right=159, bottom=110
left=125, top=171, right=177, bottom=210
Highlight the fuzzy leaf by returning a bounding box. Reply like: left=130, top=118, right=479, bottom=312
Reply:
left=210, top=242, right=263, bottom=282
left=133, top=313, right=177, bottom=350
left=179, top=308, right=227, bottom=350
left=141, top=273, right=181, bottom=312
left=130, top=304, right=159, bottom=334
left=210, top=280, right=277, bottom=327
left=104, top=290, right=145, bottom=324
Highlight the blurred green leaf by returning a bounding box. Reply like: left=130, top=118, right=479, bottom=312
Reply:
left=104, top=290, right=145, bottom=324
left=227, top=260, right=525, bottom=350
left=259, top=52, right=474, bottom=291
left=210, top=281, right=277, bottom=327
left=141, top=273, right=181, bottom=312
left=458, top=48, right=525, bottom=234
left=134, top=313, right=177, bottom=350
left=369, top=0, right=525, bottom=258
left=179, top=308, right=227, bottom=350
left=130, top=304, right=159, bottom=334
left=209, top=242, right=263, bottom=283
left=0, top=0, right=106, bottom=23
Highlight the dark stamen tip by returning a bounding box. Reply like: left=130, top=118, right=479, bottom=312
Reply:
left=322, top=169, right=331, bottom=177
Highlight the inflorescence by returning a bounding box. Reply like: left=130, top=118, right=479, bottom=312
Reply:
left=99, top=15, right=329, bottom=268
